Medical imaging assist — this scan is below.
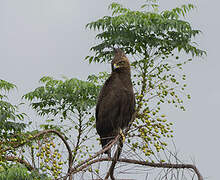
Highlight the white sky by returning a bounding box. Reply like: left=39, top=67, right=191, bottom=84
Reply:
left=1, top=0, right=219, bottom=179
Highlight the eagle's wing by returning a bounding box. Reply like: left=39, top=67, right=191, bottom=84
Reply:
left=119, top=89, right=136, bottom=129
left=96, top=82, right=121, bottom=137
left=96, top=77, right=135, bottom=148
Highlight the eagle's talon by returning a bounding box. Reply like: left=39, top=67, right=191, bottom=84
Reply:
left=119, top=129, right=125, bottom=143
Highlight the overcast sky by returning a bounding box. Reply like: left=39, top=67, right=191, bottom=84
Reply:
left=1, top=0, right=219, bottom=179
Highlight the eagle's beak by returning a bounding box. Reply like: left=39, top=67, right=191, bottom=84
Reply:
left=113, top=63, right=120, bottom=70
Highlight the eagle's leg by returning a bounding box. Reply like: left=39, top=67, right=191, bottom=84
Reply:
left=106, top=149, right=111, bottom=159
left=119, top=128, right=125, bottom=143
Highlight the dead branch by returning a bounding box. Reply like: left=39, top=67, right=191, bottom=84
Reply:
left=68, top=157, right=203, bottom=180
left=117, top=158, right=203, bottom=180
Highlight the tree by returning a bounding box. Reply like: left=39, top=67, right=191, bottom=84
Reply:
left=0, top=1, right=205, bottom=180
left=84, top=2, right=205, bottom=179
left=23, top=76, right=100, bottom=179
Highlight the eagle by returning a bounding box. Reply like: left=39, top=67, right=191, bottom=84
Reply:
left=95, top=48, right=135, bottom=157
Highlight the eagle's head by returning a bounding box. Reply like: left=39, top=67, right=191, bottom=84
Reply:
left=111, top=48, right=130, bottom=72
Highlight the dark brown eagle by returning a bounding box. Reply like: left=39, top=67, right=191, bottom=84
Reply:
left=95, top=48, right=135, bottom=157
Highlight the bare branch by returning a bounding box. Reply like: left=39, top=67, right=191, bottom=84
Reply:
left=117, top=158, right=203, bottom=180
left=5, top=155, right=34, bottom=171
left=62, top=135, right=120, bottom=180
left=69, top=157, right=203, bottom=180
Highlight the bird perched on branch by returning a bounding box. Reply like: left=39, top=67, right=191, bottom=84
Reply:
left=95, top=48, right=136, bottom=157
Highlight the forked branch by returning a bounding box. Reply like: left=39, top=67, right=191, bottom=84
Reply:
left=62, top=135, right=120, bottom=180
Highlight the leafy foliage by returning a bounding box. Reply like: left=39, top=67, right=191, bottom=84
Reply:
left=0, top=164, right=50, bottom=180
left=86, top=2, right=205, bottom=63
left=24, top=76, right=99, bottom=117
left=0, top=80, right=26, bottom=136
left=0, top=80, right=28, bottom=169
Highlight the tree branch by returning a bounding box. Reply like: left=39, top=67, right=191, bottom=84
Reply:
left=62, top=135, right=120, bottom=180
left=117, top=158, right=203, bottom=180
left=4, top=129, right=73, bottom=177
left=5, top=155, right=34, bottom=171
left=104, top=138, right=123, bottom=180
left=70, top=157, right=203, bottom=180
